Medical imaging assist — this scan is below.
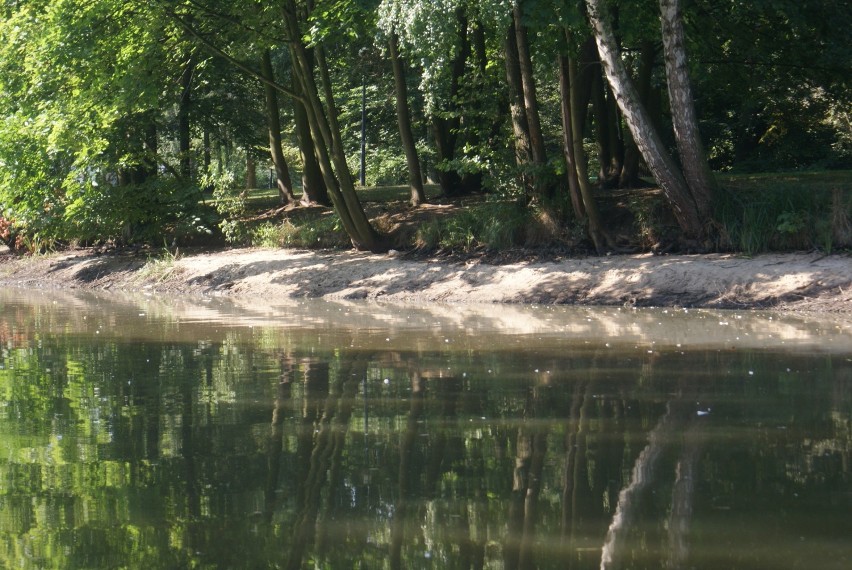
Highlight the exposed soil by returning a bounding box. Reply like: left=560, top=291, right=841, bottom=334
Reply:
left=1, top=244, right=850, bottom=313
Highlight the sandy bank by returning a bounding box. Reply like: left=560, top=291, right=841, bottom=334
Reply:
left=1, top=246, right=850, bottom=312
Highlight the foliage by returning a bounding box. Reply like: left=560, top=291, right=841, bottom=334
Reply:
left=415, top=199, right=539, bottom=251
left=0, top=0, right=848, bottom=254
left=253, top=213, right=350, bottom=249
left=715, top=172, right=852, bottom=254
left=693, top=0, right=852, bottom=171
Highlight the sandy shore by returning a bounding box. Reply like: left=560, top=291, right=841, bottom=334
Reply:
left=1, top=245, right=850, bottom=313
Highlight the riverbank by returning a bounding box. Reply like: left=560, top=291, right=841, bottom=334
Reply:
left=1, top=245, right=850, bottom=312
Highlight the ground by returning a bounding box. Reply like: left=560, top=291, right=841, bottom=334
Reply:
left=1, top=244, right=850, bottom=314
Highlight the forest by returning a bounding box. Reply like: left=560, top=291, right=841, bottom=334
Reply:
left=0, top=0, right=849, bottom=255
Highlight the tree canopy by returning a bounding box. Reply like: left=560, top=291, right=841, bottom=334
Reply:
left=0, top=0, right=848, bottom=253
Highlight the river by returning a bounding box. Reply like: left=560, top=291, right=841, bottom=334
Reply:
left=1, top=288, right=850, bottom=569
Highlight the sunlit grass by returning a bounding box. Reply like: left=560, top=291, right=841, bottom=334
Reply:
left=137, top=244, right=182, bottom=282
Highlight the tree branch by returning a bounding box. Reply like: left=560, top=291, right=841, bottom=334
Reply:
left=156, top=3, right=304, bottom=103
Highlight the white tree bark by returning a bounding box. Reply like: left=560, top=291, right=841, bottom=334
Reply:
left=600, top=405, right=673, bottom=569
left=585, top=0, right=704, bottom=238
left=660, top=0, right=715, bottom=220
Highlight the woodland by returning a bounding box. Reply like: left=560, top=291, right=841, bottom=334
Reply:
left=0, top=0, right=850, bottom=255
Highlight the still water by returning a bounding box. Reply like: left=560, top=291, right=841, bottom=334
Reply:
left=0, top=288, right=850, bottom=569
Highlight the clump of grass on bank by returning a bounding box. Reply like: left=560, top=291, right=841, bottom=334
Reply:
left=138, top=244, right=181, bottom=282
left=414, top=200, right=555, bottom=252
left=251, top=210, right=349, bottom=249
left=715, top=171, right=851, bottom=254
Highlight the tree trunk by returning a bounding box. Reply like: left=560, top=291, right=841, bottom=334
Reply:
left=200, top=128, right=210, bottom=177
left=558, top=52, right=586, bottom=221
left=590, top=70, right=626, bottom=186
left=568, top=38, right=612, bottom=252
left=513, top=2, right=552, bottom=201
left=606, top=83, right=624, bottom=179
left=432, top=120, right=462, bottom=195
left=261, top=49, right=296, bottom=205
left=246, top=152, right=257, bottom=189
left=591, top=71, right=612, bottom=184
left=389, top=33, right=426, bottom=207
left=504, top=21, right=533, bottom=194
left=178, top=54, right=195, bottom=181
left=432, top=7, right=469, bottom=198
left=283, top=0, right=385, bottom=251
left=559, top=50, right=607, bottom=253
left=585, top=0, right=705, bottom=239
left=292, top=64, right=329, bottom=206
left=620, top=41, right=657, bottom=188
left=145, top=122, right=158, bottom=181
left=659, top=0, right=715, bottom=220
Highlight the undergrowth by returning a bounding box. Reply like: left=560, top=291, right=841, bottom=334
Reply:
left=202, top=172, right=851, bottom=256
left=715, top=172, right=851, bottom=254
left=414, top=200, right=547, bottom=252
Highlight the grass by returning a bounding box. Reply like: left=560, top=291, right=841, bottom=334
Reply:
left=715, top=170, right=851, bottom=254
left=138, top=244, right=182, bottom=282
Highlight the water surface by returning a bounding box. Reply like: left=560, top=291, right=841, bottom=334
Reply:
left=1, top=288, right=850, bottom=569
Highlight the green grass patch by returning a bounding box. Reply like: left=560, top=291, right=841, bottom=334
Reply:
left=415, top=200, right=544, bottom=252
left=251, top=210, right=349, bottom=249
left=715, top=170, right=851, bottom=254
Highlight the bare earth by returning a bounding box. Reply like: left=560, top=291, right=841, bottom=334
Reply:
left=1, top=244, right=851, bottom=313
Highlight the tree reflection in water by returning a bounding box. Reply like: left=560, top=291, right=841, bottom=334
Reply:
left=0, top=295, right=850, bottom=569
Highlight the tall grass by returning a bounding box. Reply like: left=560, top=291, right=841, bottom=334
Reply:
left=715, top=171, right=851, bottom=254
left=415, top=200, right=544, bottom=252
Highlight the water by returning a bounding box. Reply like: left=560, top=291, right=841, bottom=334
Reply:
left=0, top=288, right=850, bottom=569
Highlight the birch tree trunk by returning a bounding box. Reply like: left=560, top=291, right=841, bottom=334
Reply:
left=659, top=0, right=715, bottom=219
left=600, top=404, right=673, bottom=570
left=585, top=0, right=705, bottom=239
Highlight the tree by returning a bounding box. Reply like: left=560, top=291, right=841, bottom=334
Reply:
left=0, top=0, right=210, bottom=248
left=388, top=33, right=426, bottom=206
left=585, top=0, right=709, bottom=240
left=260, top=49, right=297, bottom=205
left=659, top=0, right=715, bottom=219
left=509, top=2, right=552, bottom=201
left=281, top=0, right=387, bottom=251
left=557, top=33, right=608, bottom=252
left=163, top=0, right=387, bottom=250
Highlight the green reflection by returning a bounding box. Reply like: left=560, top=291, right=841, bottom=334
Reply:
left=0, top=290, right=850, bottom=569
